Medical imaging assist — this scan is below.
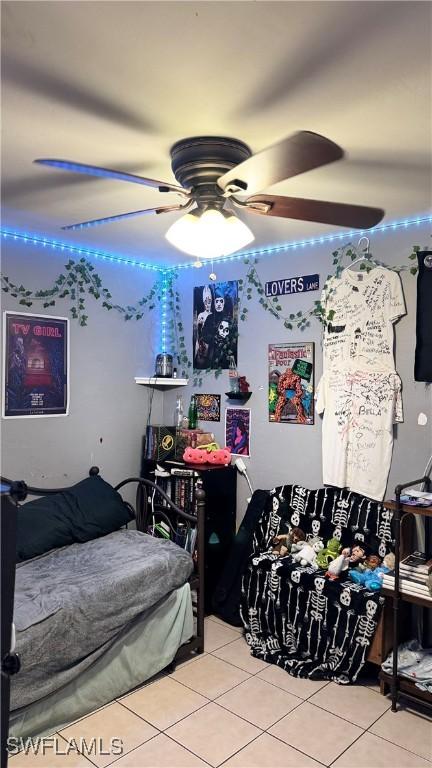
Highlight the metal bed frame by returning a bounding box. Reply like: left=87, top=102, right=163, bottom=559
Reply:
left=1, top=466, right=205, bottom=669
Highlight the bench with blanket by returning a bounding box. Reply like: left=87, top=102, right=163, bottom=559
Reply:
left=240, top=485, right=393, bottom=684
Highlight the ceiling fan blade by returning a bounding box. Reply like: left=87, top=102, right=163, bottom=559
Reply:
left=4, top=56, right=154, bottom=133
left=243, top=195, right=384, bottom=229
left=61, top=203, right=188, bottom=231
left=217, top=131, right=344, bottom=196
left=34, top=159, right=189, bottom=196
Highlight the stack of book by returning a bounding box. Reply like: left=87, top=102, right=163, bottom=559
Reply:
left=382, top=551, right=432, bottom=601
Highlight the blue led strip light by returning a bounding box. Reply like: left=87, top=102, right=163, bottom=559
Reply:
left=160, top=274, right=168, bottom=354
left=166, top=214, right=432, bottom=271
left=0, top=229, right=161, bottom=272
left=1, top=215, right=431, bottom=276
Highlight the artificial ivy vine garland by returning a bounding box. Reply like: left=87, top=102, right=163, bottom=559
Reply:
left=0, top=258, right=164, bottom=326
left=238, top=242, right=421, bottom=332
left=0, top=242, right=424, bottom=386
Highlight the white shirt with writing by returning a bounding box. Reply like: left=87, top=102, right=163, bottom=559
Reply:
left=316, top=369, right=403, bottom=501
left=321, top=267, right=406, bottom=371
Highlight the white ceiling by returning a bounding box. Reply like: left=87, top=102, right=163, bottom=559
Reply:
left=1, top=1, right=431, bottom=267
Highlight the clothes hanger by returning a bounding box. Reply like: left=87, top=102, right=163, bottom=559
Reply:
left=344, top=236, right=376, bottom=271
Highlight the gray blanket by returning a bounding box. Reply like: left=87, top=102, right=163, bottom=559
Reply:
left=11, top=530, right=193, bottom=711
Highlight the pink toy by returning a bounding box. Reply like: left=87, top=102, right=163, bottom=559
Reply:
left=207, top=447, right=231, bottom=465
left=183, top=446, right=231, bottom=465
left=183, top=447, right=208, bottom=464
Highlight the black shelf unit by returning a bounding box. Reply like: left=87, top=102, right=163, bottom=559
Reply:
left=382, top=479, right=432, bottom=713
left=141, top=458, right=237, bottom=613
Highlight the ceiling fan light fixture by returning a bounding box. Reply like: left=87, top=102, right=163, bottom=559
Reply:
left=165, top=208, right=254, bottom=259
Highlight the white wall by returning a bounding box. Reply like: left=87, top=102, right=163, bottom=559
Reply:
left=2, top=227, right=430, bottom=519
left=1, top=242, right=162, bottom=489
left=163, top=225, right=432, bottom=524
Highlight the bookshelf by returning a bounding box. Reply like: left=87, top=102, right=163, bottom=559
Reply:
left=381, top=478, right=432, bottom=713
left=141, top=458, right=237, bottom=613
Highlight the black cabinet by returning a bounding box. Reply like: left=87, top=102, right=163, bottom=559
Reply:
left=141, top=458, right=237, bottom=613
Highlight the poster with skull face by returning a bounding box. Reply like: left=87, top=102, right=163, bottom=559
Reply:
left=193, top=281, right=238, bottom=369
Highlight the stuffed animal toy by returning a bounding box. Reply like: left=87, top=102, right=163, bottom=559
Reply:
left=349, top=563, right=391, bottom=591
left=207, top=447, right=231, bottom=465
left=272, top=527, right=305, bottom=558
left=183, top=446, right=208, bottom=464
left=358, top=553, right=382, bottom=572
left=183, top=445, right=231, bottom=465
left=348, top=544, right=366, bottom=567
left=316, top=538, right=341, bottom=569
left=292, top=536, right=323, bottom=568
left=326, top=549, right=351, bottom=579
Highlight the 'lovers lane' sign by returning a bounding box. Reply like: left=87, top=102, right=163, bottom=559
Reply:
left=265, top=273, right=319, bottom=298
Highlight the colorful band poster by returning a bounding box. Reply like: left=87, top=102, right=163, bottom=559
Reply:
left=2, top=312, right=69, bottom=418
left=268, top=342, right=314, bottom=425
left=225, top=407, right=251, bottom=457
left=196, top=393, right=221, bottom=422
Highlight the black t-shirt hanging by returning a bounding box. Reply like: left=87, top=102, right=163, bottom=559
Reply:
left=414, top=251, right=432, bottom=382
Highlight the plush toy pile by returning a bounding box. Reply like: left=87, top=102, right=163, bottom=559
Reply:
left=183, top=443, right=231, bottom=465
left=241, top=484, right=394, bottom=683
left=270, top=529, right=394, bottom=591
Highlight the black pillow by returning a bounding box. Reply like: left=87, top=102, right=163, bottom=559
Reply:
left=16, top=475, right=135, bottom=562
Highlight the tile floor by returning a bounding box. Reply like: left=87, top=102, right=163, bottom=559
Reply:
left=9, top=616, right=432, bottom=768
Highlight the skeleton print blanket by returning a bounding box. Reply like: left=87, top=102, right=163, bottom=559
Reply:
left=240, top=485, right=393, bottom=683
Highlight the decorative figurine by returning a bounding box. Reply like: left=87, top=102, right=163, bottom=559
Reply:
left=238, top=376, right=250, bottom=393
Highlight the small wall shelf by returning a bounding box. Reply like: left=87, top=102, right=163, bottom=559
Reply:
left=225, top=391, right=252, bottom=403
left=135, top=376, right=189, bottom=389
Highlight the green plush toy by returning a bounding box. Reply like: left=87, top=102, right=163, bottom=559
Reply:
left=316, top=538, right=342, bottom=569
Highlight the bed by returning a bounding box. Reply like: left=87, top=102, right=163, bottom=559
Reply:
left=4, top=467, right=205, bottom=739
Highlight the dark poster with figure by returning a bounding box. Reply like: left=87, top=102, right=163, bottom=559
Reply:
left=193, top=281, right=238, bottom=370
left=2, top=312, right=69, bottom=418
left=225, top=407, right=251, bottom=457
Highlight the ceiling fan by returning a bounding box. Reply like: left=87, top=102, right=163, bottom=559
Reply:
left=34, top=132, right=385, bottom=259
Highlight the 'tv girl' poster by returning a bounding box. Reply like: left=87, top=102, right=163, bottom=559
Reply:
left=3, top=312, right=69, bottom=418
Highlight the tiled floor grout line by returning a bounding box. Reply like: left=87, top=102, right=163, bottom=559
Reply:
left=117, top=692, right=211, bottom=739
left=211, top=690, right=302, bottom=733
left=208, top=649, right=269, bottom=677
left=105, top=729, right=215, bottom=768
left=327, top=727, right=368, bottom=768
left=164, top=717, right=261, bottom=768
left=366, top=719, right=432, bottom=763
left=217, top=731, right=265, bottom=768
left=328, top=720, right=432, bottom=768
left=262, top=705, right=329, bottom=768
left=205, top=635, right=247, bottom=655
left=169, top=659, right=256, bottom=699
left=249, top=663, right=331, bottom=695
left=306, top=695, right=390, bottom=730
left=206, top=616, right=243, bottom=633
left=162, top=731, right=214, bottom=767
left=55, top=732, right=99, bottom=768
